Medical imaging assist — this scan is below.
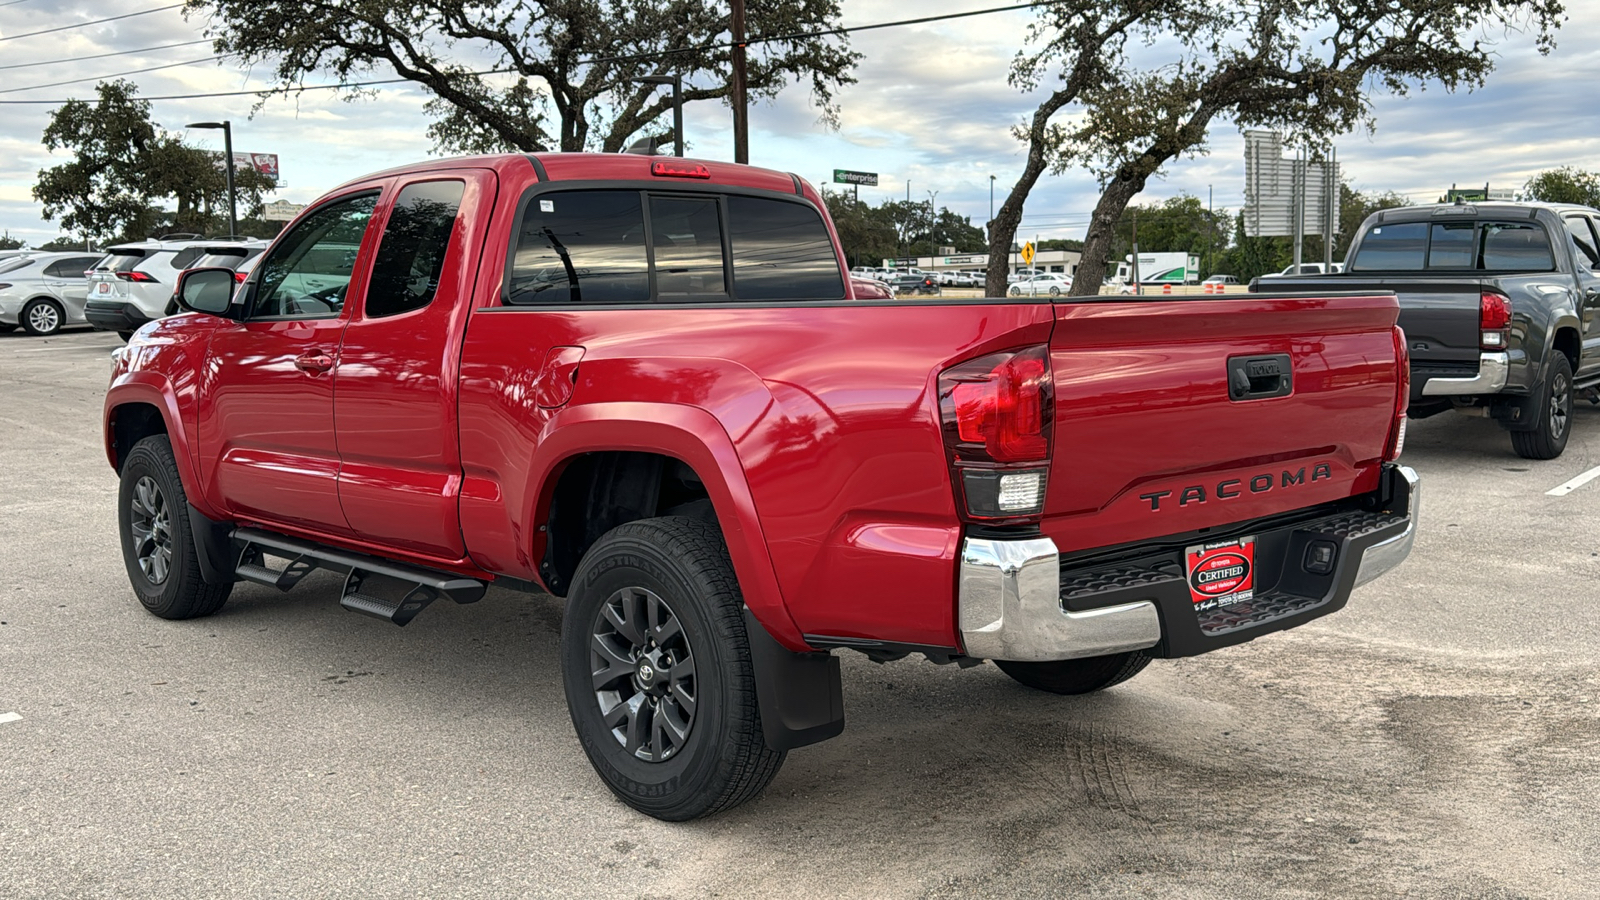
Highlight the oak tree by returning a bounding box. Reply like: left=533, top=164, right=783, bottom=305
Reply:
left=187, top=0, right=859, bottom=156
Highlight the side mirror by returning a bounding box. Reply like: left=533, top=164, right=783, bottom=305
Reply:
left=173, top=267, right=240, bottom=318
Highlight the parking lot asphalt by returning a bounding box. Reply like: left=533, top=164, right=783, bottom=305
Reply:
left=2, top=328, right=1597, bottom=899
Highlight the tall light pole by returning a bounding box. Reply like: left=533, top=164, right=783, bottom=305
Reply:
left=989, top=175, right=996, bottom=225
left=730, top=0, right=749, bottom=163
left=926, top=189, right=939, bottom=260
left=635, top=75, right=684, bottom=157
left=188, top=121, right=236, bottom=236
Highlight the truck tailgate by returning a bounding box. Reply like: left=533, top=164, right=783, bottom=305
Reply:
left=1043, top=293, right=1402, bottom=553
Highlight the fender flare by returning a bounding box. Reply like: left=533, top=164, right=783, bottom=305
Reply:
left=104, top=375, right=224, bottom=521
left=525, top=401, right=808, bottom=651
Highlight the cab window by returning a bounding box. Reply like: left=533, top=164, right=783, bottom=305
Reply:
left=252, top=193, right=378, bottom=319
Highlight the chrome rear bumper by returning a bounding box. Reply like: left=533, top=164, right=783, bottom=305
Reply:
left=957, top=466, right=1420, bottom=662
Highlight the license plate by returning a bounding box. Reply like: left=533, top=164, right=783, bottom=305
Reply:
left=1185, top=536, right=1256, bottom=611
left=96, top=282, right=110, bottom=294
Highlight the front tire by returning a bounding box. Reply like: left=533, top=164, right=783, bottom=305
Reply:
left=995, top=651, right=1151, bottom=695
left=560, top=517, right=783, bottom=821
left=1511, top=354, right=1573, bottom=460
left=118, top=435, right=232, bottom=619
left=21, top=298, right=64, bottom=336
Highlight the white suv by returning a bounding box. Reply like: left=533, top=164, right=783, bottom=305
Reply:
left=85, top=236, right=267, bottom=337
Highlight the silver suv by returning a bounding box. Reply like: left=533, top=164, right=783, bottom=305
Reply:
left=0, top=251, right=105, bottom=336
left=85, top=236, right=267, bottom=337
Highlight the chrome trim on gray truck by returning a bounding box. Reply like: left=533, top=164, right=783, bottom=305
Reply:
left=1418, top=351, right=1509, bottom=396
left=1353, top=465, right=1420, bottom=587
left=957, top=537, right=1161, bottom=662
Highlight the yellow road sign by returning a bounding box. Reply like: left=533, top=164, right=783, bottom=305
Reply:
left=1020, top=242, right=1035, bottom=265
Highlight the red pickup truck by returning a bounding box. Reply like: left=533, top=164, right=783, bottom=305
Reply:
left=106, top=153, right=1418, bottom=820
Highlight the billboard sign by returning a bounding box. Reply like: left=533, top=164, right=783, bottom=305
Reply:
left=211, top=152, right=281, bottom=179
left=1242, top=130, right=1338, bottom=238
left=833, top=169, right=878, bottom=186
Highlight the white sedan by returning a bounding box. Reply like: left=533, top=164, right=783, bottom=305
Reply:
left=1007, top=274, right=1074, bottom=297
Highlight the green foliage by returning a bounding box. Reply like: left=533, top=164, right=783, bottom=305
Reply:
left=1523, top=167, right=1600, bottom=207
left=821, top=193, right=986, bottom=266
left=1107, top=194, right=1229, bottom=271
left=36, top=236, right=96, bottom=252
left=0, top=231, right=23, bottom=251
left=32, top=80, right=279, bottom=243
left=1037, top=238, right=1083, bottom=252
left=187, top=0, right=860, bottom=154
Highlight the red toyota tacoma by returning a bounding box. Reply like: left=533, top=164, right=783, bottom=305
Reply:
left=105, top=153, right=1418, bottom=820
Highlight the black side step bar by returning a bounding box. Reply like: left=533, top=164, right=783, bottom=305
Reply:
left=232, top=527, right=486, bottom=627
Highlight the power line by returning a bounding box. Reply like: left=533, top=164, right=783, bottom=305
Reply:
left=0, top=4, right=183, bottom=43
left=0, top=56, right=220, bottom=94
left=0, top=38, right=211, bottom=71
left=0, top=0, right=1057, bottom=104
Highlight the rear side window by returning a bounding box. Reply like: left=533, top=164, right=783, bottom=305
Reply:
left=509, top=191, right=649, bottom=304
left=367, top=180, right=466, bottom=318
left=1563, top=216, right=1600, bottom=268
left=43, top=256, right=100, bottom=278
left=727, top=196, right=843, bottom=300
left=1481, top=223, right=1554, bottom=271
left=1349, top=223, right=1427, bottom=270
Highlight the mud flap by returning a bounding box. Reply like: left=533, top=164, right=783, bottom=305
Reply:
left=186, top=503, right=240, bottom=586
left=743, top=607, right=845, bottom=751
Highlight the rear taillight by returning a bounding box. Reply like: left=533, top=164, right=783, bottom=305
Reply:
left=938, top=345, right=1053, bottom=523
left=1480, top=291, right=1511, bottom=350
left=117, top=271, right=158, bottom=283
left=1387, top=326, right=1410, bottom=461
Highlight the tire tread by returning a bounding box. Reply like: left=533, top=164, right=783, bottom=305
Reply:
left=121, top=435, right=231, bottom=619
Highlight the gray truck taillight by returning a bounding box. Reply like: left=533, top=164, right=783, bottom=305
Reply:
left=1480, top=291, right=1511, bottom=351
left=938, top=345, right=1053, bottom=523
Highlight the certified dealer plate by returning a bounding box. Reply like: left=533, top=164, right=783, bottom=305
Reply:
left=1185, top=536, right=1255, bottom=611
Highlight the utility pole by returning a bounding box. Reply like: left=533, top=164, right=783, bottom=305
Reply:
left=1207, top=184, right=1213, bottom=278
left=927, top=190, right=939, bottom=260
left=1292, top=148, right=1305, bottom=274
left=731, top=0, right=749, bottom=164
left=1131, top=207, right=1140, bottom=294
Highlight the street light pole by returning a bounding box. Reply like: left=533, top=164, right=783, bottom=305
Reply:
left=188, top=120, right=236, bottom=236
left=636, top=75, right=684, bottom=156
left=730, top=0, right=749, bottom=164
left=989, top=175, right=995, bottom=225
left=926, top=189, right=939, bottom=260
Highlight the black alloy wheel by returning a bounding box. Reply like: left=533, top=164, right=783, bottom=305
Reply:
left=129, top=475, right=174, bottom=585
left=589, top=586, right=699, bottom=762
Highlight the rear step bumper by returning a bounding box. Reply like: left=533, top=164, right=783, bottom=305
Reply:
left=958, top=465, right=1419, bottom=662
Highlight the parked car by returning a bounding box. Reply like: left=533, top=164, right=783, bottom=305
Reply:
left=107, top=152, right=1416, bottom=822
left=0, top=251, right=106, bottom=335
left=85, top=236, right=268, bottom=337
left=1265, top=262, right=1343, bottom=278
left=1202, top=274, right=1239, bottom=286
left=890, top=271, right=941, bottom=294
left=1260, top=201, right=1600, bottom=459
left=850, top=276, right=894, bottom=300
left=1008, top=274, right=1074, bottom=297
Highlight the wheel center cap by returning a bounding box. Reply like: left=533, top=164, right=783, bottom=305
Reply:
left=637, top=662, right=655, bottom=685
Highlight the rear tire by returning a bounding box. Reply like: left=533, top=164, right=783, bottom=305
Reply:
left=1511, top=354, right=1573, bottom=460
left=118, top=435, right=232, bottom=619
left=995, top=651, right=1151, bottom=695
left=20, top=298, right=64, bottom=336
left=560, top=516, right=783, bottom=821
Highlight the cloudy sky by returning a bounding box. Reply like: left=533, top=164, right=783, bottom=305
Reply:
left=1, top=0, right=1596, bottom=248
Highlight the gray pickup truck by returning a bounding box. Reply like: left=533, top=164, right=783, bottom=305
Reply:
left=1258, top=201, right=1600, bottom=459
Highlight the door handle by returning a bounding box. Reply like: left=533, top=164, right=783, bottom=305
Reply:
left=1227, top=354, right=1293, bottom=401
left=294, top=353, right=334, bottom=374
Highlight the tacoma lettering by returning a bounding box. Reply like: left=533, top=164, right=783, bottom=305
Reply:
left=1140, top=462, right=1337, bottom=511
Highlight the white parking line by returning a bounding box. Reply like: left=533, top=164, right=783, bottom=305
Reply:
left=0, top=712, right=21, bottom=725
left=1546, top=465, right=1600, bottom=497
